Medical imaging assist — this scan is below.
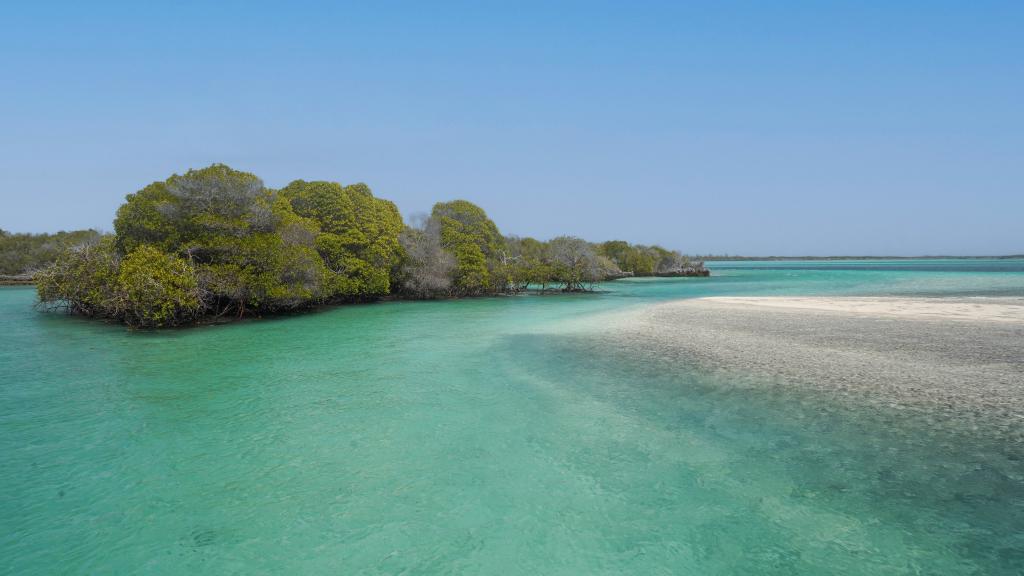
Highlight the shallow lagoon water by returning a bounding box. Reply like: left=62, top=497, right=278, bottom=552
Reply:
left=1, top=260, right=1023, bottom=574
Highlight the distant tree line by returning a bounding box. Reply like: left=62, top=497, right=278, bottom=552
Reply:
left=32, top=164, right=706, bottom=327
left=0, top=229, right=104, bottom=280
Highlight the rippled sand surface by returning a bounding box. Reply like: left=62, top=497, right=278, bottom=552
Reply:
left=704, top=296, right=1024, bottom=322
left=600, top=296, right=1024, bottom=440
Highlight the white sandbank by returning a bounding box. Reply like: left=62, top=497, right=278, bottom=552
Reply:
left=699, top=296, right=1024, bottom=323
left=582, top=296, right=1024, bottom=441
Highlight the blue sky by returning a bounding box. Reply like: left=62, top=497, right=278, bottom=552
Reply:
left=1, top=1, right=1021, bottom=255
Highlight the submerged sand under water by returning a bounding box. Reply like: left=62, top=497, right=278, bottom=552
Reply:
left=595, top=296, right=1024, bottom=442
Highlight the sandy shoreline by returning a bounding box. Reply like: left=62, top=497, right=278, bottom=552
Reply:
left=592, top=296, right=1024, bottom=441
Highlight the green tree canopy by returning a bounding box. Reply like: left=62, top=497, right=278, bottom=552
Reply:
left=547, top=236, right=607, bottom=291
left=431, top=200, right=504, bottom=295
left=280, top=180, right=404, bottom=298
left=117, top=245, right=203, bottom=327
left=109, top=164, right=334, bottom=313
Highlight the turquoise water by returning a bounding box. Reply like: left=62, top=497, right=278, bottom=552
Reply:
left=2, top=260, right=1023, bottom=574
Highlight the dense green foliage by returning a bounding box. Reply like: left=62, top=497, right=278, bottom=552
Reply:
left=0, top=229, right=104, bottom=277
left=35, top=240, right=202, bottom=327
left=280, top=180, right=404, bottom=298
left=597, top=240, right=699, bottom=276
left=39, top=164, right=401, bottom=325
left=431, top=200, right=504, bottom=295
left=109, top=164, right=335, bottom=315
left=34, top=164, right=704, bottom=326
left=116, top=245, right=203, bottom=326
left=36, top=237, right=123, bottom=318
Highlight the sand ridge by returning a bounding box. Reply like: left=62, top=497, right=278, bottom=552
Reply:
left=591, top=296, right=1024, bottom=442
left=700, top=296, right=1024, bottom=323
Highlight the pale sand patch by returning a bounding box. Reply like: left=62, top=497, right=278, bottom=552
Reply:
left=585, top=296, right=1024, bottom=441
left=701, top=296, right=1024, bottom=323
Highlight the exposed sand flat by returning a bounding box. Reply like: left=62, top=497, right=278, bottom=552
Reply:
left=593, top=296, right=1024, bottom=442
left=701, top=296, right=1024, bottom=323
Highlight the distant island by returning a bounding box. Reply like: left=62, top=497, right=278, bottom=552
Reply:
left=0, top=229, right=104, bottom=285
left=4, top=164, right=707, bottom=327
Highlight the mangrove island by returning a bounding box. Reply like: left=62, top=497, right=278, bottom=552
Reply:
left=31, top=164, right=707, bottom=327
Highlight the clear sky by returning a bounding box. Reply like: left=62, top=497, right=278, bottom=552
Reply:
left=1, top=1, right=1021, bottom=255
